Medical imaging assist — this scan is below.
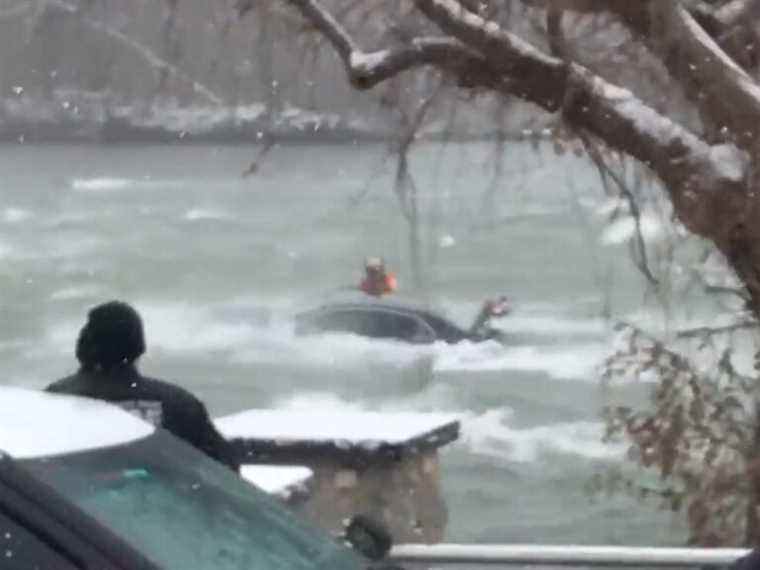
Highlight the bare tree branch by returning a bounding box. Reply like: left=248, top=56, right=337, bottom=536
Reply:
left=44, top=0, right=224, bottom=105
left=283, top=1, right=495, bottom=90
left=282, top=0, right=749, bottom=243
left=677, top=321, right=758, bottom=339
left=645, top=2, right=760, bottom=150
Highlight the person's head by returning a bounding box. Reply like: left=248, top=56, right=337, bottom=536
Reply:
left=76, top=300, right=146, bottom=372
left=364, top=257, right=386, bottom=280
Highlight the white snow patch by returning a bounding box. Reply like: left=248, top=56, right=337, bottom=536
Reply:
left=241, top=465, right=313, bottom=496
left=215, top=408, right=459, bottom=445
left=349, top=50, right=390, bottom=73
left=0, top=387, right=153, bottom=459
left=600, top=213, right=665, bottom=245
left=708, top=144, right=746, bottom=182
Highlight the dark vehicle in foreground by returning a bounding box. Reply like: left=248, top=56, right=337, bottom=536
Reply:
left=296, top=294, right=510, bottom=344
left=0, top=387, right=377, bottom=570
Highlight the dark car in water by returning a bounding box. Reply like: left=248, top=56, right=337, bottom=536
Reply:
left=296, top=294, right=510, bottom=345
left=0, top=387, right=375, bottom=570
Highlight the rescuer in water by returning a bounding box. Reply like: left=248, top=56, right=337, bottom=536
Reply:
left=359, top=257, right=397, bottom=297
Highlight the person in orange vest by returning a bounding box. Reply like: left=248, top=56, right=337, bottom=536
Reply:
left=360, top=257, right=398, bottom=296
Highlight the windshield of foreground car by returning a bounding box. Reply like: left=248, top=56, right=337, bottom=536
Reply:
left=20, top=431, right=362, bottom=570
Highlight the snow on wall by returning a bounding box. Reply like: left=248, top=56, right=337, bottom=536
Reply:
left=241, top=465, right=313, bottom=496
left=215, top=409, right=460, bottom=446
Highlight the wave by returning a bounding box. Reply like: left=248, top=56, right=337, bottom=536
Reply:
left=70, top=177, right=135, bottom=192
left=498, top=314, right=607, bottom=337
left=44, top=297, right=610, bottom=385
left=433, top=342, right=607, bottom=382
left=458, top=408, right=624, bottom=462
left=183, top=208, right=232, bottom=222
left=274, top=391, right=624, bottom=463
left=2, top=208, right=33, bottom=223
left=49, top=284, right=107, bottom=301
left=69, top=177, right=182, bottom=192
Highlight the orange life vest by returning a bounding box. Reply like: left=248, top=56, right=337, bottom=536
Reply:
left=360, top=273, right=397, bottom=296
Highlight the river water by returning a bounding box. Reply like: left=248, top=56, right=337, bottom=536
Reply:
left=0, top=141, right=689, bottom=545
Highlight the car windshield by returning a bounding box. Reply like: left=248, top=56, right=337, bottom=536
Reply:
left=20, top=431, right=362, bottom=570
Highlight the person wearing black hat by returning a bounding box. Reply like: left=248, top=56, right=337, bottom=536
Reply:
left=45, top=300, right=240, bottom=472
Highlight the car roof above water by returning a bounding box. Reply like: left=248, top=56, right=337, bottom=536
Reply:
left=0, top=387, right=154, bottom=460
left=309, top=290, right=442, bottom=317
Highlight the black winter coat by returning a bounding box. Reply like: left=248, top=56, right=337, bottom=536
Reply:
left=46, top=365, right=240, bottom=472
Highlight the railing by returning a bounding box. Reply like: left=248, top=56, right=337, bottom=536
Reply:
left=389, top=545, right=750, bottom=567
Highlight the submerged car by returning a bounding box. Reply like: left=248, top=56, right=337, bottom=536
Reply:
left=295, top=293, right=511, bottom=344
left=0, top=387, right=374, bottom=570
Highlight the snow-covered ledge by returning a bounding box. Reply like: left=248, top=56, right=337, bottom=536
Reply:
left=215, top=409, right=460, bottom=543
left=241, top=465, right=313, bottom=503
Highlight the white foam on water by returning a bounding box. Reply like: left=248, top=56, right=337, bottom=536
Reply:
left=600, top=213, right=665, bottom=245
left=49, top=284, right=107, bottom=301
left=0, top=241, right=14, bottom=259
left=44, top=301, right=259, bottom=357
left=273, top=391, right=624, bottom=463
left=46, top=319, right=83, bottom=355
left=498, top=314, right=607, bottom=336
left=70, top=177, right=134, bottom=192
left=44, top=297, right=610, bottom=383
left=275, top=391, right=366, bottom=413
left=181, top=298, right=609, bottom=380
left=69, top=177, right=183, bottom=193
left=439, top=234, right=456, bottom=248
left=139, top=302, right=259, bottom=354
left=232, top=323, right=433, bottom=369
left=183, top=208, right=232, bottom=222
left=437, top=299, right=607, bottom=336
left=46, top=234, right=103, bottom=259
left=2, top=208, right=32, bottom=223
left=45, top=211, right=95, bottom=228
left=433, top=341, right=607, bottom=382
left=458, top=408, right=624, bottom=463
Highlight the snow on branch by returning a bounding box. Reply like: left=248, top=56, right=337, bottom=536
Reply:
left=654, top=3, right=760, bottom=149
left=283, top=0, right=748, bottom=239
left=347, top=38, right=486, bottom=89
left=284, top=0, right=357, bottom=60
left=413, top=0, right=560, bottom=68
left=284, top=0, right=490, bottom=90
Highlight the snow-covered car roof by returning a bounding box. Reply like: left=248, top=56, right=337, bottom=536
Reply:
left=0, top=387, right=154, bottom=460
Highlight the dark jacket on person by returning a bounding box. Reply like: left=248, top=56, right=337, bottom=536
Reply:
left=46, top=364, right=240, bottom=472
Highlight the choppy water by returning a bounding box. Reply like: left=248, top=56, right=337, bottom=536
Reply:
left=0, top=142, right=689, bottom=544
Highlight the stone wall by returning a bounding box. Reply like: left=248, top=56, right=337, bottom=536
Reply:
left=286, top=450, right=448, bottom=544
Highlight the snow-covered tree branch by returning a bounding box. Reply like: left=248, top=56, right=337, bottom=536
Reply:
left=274, top=0, right=760, bottom=546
